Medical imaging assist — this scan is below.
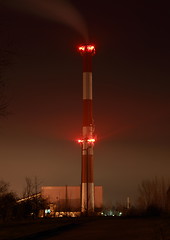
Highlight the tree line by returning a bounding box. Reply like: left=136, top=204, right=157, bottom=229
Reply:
left=136, top=177, right=170, bottom=216
left=122, top=177, right=170, bottom=217
left=103, top=177, right=170, bottom=217
left=0, top=176, right=170, bottom=221
left=0, top=178, right=47, bottom=222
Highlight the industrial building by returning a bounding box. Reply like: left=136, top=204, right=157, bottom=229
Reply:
left=40, top=185, right=103, bottom=217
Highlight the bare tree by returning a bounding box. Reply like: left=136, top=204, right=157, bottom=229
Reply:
left=137, top=177, right=170, bottom=215
left=167, top=187, right=170, bottom=213
left=23, top=177, right=34, bottom=198
left=23, top=177, right=41, bottom=196
left=0, top=52, right=9, bottom=117
left=0, top=14, right=14, bottom=117
left=0, top=180, right=17, bottom=221
left=0, top=180, right=9, bottom=195
left=22, top=177, right=44, bottom=218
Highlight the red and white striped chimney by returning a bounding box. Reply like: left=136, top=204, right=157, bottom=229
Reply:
left=78, top=44, right=96, bottom=214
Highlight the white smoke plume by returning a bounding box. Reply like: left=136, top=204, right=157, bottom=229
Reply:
left=2, top=0, right=89, bottom=41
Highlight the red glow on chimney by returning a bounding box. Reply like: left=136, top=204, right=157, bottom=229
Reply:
left=78, top=44, right=96, bottom=55
left=77, top=138, right=95, bottom=144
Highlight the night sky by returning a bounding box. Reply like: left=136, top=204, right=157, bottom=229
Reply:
left=0, top=0, right=170, bottom=206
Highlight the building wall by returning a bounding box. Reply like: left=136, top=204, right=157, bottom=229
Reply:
left=41, top=185, right=103, bottom=212
left=41, top=186, right=80, bottom=211
left=94, top=186, right=103, bottom=209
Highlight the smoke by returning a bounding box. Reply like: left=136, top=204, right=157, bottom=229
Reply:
left=2, top=0, right=89, bottom=42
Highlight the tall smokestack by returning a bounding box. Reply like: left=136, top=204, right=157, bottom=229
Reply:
left=78, top=44, right=96, bottom=214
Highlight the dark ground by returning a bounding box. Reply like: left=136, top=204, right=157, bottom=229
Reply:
left=45, top=217, right=170, bottom=240
left=0, top=217, right=170, bottom=240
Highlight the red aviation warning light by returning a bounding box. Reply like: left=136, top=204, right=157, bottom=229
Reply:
left=77, top=138, right=96, bottom=144
left=88, top=138, right=95, bottom=143
left=78, top=44, right=96, bottom=55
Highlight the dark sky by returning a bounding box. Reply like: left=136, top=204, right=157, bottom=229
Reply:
left=0, top=0, right=170, bottom=206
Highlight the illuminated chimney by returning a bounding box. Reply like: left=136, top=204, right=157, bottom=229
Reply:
left=78, top=44, right=96, bottom=214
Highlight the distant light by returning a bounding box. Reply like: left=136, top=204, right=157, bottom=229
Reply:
left=45, top=209, right=50, bottom=214
left=78, top=139, right=83, bottom=143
